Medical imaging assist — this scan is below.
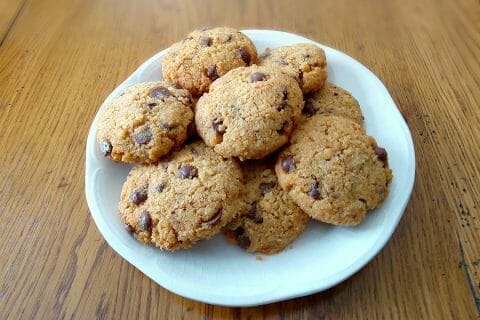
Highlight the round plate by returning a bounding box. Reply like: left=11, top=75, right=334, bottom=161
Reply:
left=85, top=29, right=415, bottom=307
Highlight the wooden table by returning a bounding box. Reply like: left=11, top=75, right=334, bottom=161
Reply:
left=1, top=0, right=479, bottom=318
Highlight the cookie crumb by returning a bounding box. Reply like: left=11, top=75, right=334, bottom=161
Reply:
left=256, top=255, right=264, bottom=261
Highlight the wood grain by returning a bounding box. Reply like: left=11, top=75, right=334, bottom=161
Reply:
left=0, top=0, right=479, bottom=318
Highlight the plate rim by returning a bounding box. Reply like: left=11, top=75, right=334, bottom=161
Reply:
left=85, top=29, right=416, bottom=307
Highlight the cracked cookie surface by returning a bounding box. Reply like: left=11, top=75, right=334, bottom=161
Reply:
left=225, top=161, right=309, bottom=254
left=302, top=82, right=363, bottom=125
left=275, top=115, right=392, bottom=225
left=97, top=81, right=193, bottom=164
left=195, top=65, right=303, bottom=160
left=119, top=141, right=245, bottom=250
left=162, top=27, right=258, bottom=96
left=259, top=43, right=327, bottom=94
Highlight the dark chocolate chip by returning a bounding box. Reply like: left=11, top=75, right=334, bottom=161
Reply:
left=302, top=100, right=316, bottom=117
left=206, top=65, right=219, bottom=81
left=250, top=72, right=266, bottom=82
left=145, top=102, right=158, bottom=109
left=139, top=211, right=152, bottom=233
left=172, top=83, right=183, bottom=89
left=200, top=37, right=212, bottom=47
left=359, top=198, right=366, bottom=203
left=333, top=92, right=338, bottom=96
left=100, top=140, right=112, bottom=156
left=303, top=53, right=311, bottom=59
left=124, top=223, right=135, bottom=235
left=235, top=48, right=251, bottom=65
left=375, top=147, right=388, bottom=162
left=178, top=164, right=198, bottom=179
left=246, top=203, right=263, bottom=224
left=129, top=187, right=148, bottom=205
left=150, top=87, right=171, bottom=98
left=259, top=182, right=276, bottom=195
left=154, top=183, right=166, bottom=193
left=133, top=128, right=152, bottom=145
left=308, top=177, right=320, bottom=199
left=279, top=85, right=288, bottom=100
left=212, top=118, right=225, bottom=134
left=225, top=34, right=233, bottom=42
left=203, top=210, right=222, bottom=226
left=237, top=234, right=251, bottom=249
left=281, top=156, right=295, bottom=173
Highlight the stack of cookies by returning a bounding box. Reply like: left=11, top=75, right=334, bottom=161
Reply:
left=96, top=27, right=393, bottom=255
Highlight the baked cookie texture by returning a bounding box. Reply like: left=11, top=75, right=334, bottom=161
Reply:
left=259, top=43, right=327, bottom=94
left=302, top=82, right=364, bottom=125
left=275, top=115, right=392, bottom=226
left=195, top=65, right=304, bottom=160
left=119, top=141, right=245, bottom=251
left=97, top=81, right=193, bottom=164
left=162, top=27, right=258, bottom=96
left=225, top=162, right=309, bottom=254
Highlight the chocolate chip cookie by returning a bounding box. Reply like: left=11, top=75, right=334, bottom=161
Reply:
left=162, top=27, right=258, bottom=96
left=225, top=162, right=309, bottom=254
left=119, top=142, right=245, bottom=251
left=195, top=65, right=304, bottom=160
left=259, top=43, right=327, bottom=94
left=97, top=81, right=193, bottom=164
left=275, top=115, right=392, bottom=226
left=302, top=82, right=364, bottom=125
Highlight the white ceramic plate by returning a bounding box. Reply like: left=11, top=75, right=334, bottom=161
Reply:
left=85, top=30, right=415, bottom=307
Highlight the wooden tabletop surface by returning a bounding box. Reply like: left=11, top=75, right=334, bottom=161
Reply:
left=1, top=0, right=479, bottom=318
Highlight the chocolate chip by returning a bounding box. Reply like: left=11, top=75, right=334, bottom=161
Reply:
left=302, top=100, right=316, bottom=117
left=277, top=100, right=288, bottom=111
left=124, top=223, right=135, bottom=235
left=259, top=182, right=275, bottom=194
left=129, top=187, right=148, bottom=205
left=235, top=48, right=251, bottom=65
left=281, top=156, right=295, bottom=173
left=212, top=118, right=225, bottom=134
left=375, top=147, right=388, bottom=162
left=246, top=203, right=263, bottom=224
left=150, top=87, right=171, bottom=98
left=154, top=183, right=166, bottom=193
left=250, top=72, right=266, bottom=82
left=359, top=198, right=366, bottom=203
left=206, top=65, right=219, bottom=81
left=161, top=122, right=177, bottom=130
left=225, top=34, right=233, bottom=42
left=277, top=121, right=290, bottom=135
left=237, top=234, right=251, bottom=249
left=308, top=177, right=320, bottom=199
left=100, top=140, right=112, bottom=156
left=178, top=164, right=198, bottom=179
left=172, top=83, right=183, bottom=89
left=333, top=92, right=338, bottom=96
left=133, top=127, right=152, bottom=145
left=200, top=37, right=212, bottom=47
left=139, top=211, right=152, bottom=232
left=203, top=210, right=222, bottom=226
left=303, top=53, right=311, bottom=59
left=145, top=102, right=158, bottom=109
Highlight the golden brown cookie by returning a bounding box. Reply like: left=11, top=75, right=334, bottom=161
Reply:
left=195, top=65, right=303, bottom=160
left=275, top=115, right=392, bottom=226
left=97, top=81, right=193, bottom=164
left=119, top=142, right=245, bottom=251
left=302, top=82, right=363, bottom=125
left=225, top=162, right=309, bottom=254
left=259, top=43, right=327, bottom=94
left=162, top=27, right=258, bottom=96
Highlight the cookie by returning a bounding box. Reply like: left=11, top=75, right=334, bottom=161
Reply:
left=302, top=82, right=363, bottom=125
left=162, top=27, right=258, bottom=96
left=119, top=142, right=245, bottom=251
left=97, top=81, right=193, bottom=164
left=259, top=43, right=327, bottom=94
left=225, top=162, right=309, bottom=254
left=195, top=65, right=304, bottom=160
left=275, top=115, right=392, bottom=226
